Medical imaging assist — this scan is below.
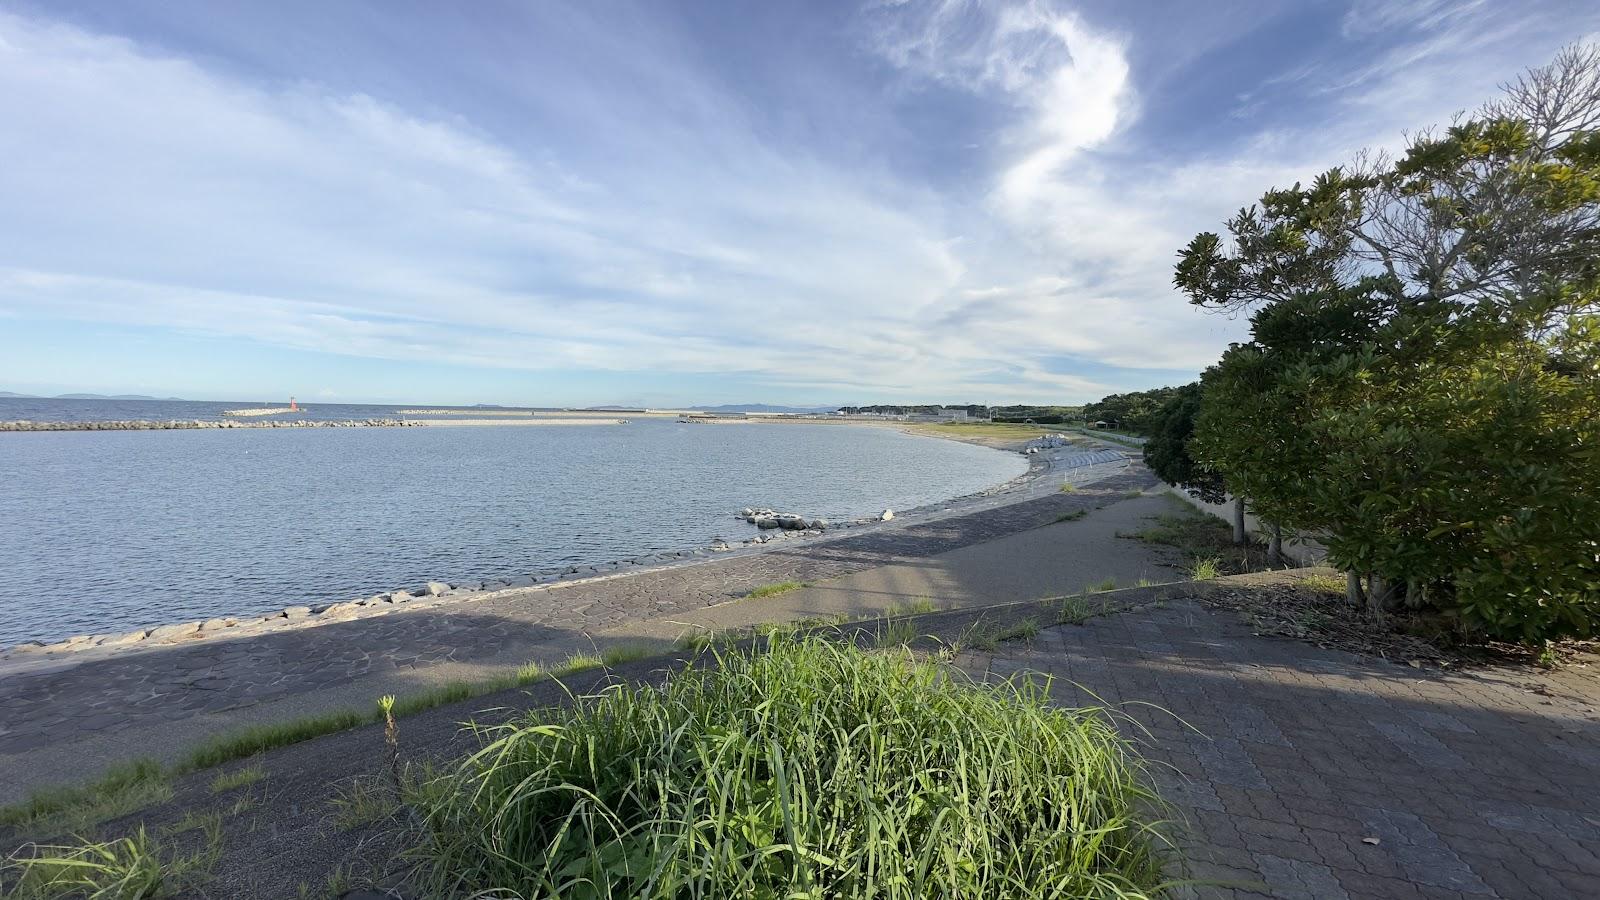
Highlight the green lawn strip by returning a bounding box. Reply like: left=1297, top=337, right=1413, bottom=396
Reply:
left=0, top=646, right=665, bottom=840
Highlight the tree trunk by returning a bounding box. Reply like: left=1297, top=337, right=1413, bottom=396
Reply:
left=1232, top=496, right=1247, bottom=545
left=1268, top=523, right=1284, bottom=567
left=1346, top=571, right=1365, bottom=607
left=1367, top=573, right=1387, bottom=621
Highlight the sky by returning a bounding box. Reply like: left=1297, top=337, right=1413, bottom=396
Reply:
left=2, top=1, right=1597, bottom=407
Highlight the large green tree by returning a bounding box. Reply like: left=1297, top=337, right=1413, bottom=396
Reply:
left=1082, top=387, right=1180, bottom=434
left=1174, top=46, right=1600, bottom=642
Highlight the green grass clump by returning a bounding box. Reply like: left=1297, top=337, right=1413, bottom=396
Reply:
left=0, top=823, right=218, bottom=900
left=183, top=709, right=368, bottom=772
left=329, top=776, right=401, bottom=833
left=406, top=638, right=1168, bottom=899
left=207, top=761, right=265, bottom=795
left=952, top=619, right=1000, bottom=653
left=600, top=645, right=651, bottom=667
left=1054, top=509, right=1087, bottom=523
left=1059, top=482, right=1077, bottom=493
left=1122, top=504, right=1266, bottom=579
left=0, top=759, right=171, bottom=838
left=1086, top=577, right=1119, bottom=593
left=1190, top=558, right=1222, bottom=581
left=1296, top=573, right=1345, bottom=596
left=995, top=618, right=1040, bottom=643
left=742, top=581, right=808, bottom=600
left=883, top=597, right=938, bottom=617
left=551, top=653, right=603, bottom=677
left=1058, top=594, right=1107, bottom=626
left=874, top=618, right=920, bottom=648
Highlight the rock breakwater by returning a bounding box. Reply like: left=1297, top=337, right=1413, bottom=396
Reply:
left=0, top=419, right=425, bottom=432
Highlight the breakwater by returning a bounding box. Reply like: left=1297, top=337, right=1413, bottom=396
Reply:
left=222, top=407, right=297, bottom=417
left=0, top=419, right=423, bottom=432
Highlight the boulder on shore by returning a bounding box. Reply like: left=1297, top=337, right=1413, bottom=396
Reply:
left=148, top=621, right=201, bottom=641
left=880, top=509, right=895, bottom=521
left=425, top=581, right=451, bottom=597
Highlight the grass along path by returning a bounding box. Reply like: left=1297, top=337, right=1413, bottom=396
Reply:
left=0, top=572, right=1316, bottom=897
left=407, top=637, right=1171, bottom=899
left=0, top=647, right=652, bottom=841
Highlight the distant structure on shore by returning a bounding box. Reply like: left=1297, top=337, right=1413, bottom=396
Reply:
left=835, top=405, right=991, bottom=423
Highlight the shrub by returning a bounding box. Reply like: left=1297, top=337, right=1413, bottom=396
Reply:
left=407, top=638, right=1168, bottom=899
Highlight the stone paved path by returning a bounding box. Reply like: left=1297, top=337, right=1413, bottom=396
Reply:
left=0, top=466, right=1157, bottom=801
left=965, top=601, right=1600, bottom=899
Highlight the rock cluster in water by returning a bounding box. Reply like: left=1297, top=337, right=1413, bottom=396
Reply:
left=0, top=419, right=425, bottom=431
left=740, top=507, right=829, bottom=530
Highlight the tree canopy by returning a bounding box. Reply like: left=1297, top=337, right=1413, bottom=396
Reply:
left=1172, top=45, right=1600, bottom=643
left=1140, top=383, right=1227, bottom=505
left=1081, top=387, right=1180, bottom=434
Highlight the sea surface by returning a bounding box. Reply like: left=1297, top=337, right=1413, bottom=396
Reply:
left=0, top=399, right=1027, bottom=646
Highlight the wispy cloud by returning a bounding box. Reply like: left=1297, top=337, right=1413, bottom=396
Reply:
left=1, top=2, right=1595, bottom=403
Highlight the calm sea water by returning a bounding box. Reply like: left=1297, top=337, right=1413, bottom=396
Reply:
left=0, top=400, right=1026, bottom=646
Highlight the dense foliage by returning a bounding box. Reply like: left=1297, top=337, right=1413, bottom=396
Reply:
left=1081, top=388, right=1179, bottom=434
left=1140, top=383, right=1227, bottom=505
left=409, top=638, right=1168, bottom=899
left=1174, top=46, right=1600, bottom=642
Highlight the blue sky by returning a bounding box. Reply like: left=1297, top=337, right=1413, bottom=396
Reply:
left=2, top=0, right=1596, bottom=406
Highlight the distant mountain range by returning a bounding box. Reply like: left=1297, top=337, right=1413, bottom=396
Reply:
left=0, top=392, right=187, bottom=401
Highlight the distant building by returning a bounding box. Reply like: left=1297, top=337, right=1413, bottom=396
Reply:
left=907, top=408, right=982, bottom=423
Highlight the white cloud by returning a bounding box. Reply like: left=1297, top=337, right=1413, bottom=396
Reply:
left=2, top=3, right=1594, bottom=404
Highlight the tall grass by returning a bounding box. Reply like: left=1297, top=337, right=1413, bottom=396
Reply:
left=407, top=638, right=1169, bottom=899
left=0, top=760, right=170, bottom=838
left=0, top=823, right=218, bottom=900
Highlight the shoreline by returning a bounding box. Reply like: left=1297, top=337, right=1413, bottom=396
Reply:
left=0, top=445, right=1150, bottom=804
left=0, top=425, right=1116, bottom=665
left=0, top=417, right=629, bottom=431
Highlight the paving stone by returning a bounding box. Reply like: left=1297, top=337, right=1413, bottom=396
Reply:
left=1254, top=853, right=1351, bottom=900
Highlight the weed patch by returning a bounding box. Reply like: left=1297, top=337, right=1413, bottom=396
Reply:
left=406, top=638, right=1168, bottom=899
left=1123, top=509, right=1263, bottom=577
left=995, top=618, right=1040, bottom=643
left=0, top=758, right=171, bottom=839
left=1, top=823, right=218, bottom=900
left=743, top=581, right=807, bottom=600
left=207, top=761, right=264, bottom=795
left=1058, top=594, right=1108, bottom=626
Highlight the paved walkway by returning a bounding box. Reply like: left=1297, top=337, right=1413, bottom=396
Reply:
left=965, top=601, right=1600, bottom=899
left=0, top=465, right=1158, bottom=803
left=607, top=491, right=1185, bottom=643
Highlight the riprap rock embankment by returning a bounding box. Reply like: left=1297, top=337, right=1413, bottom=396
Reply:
left=0, top=419, right=424, bottom=432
